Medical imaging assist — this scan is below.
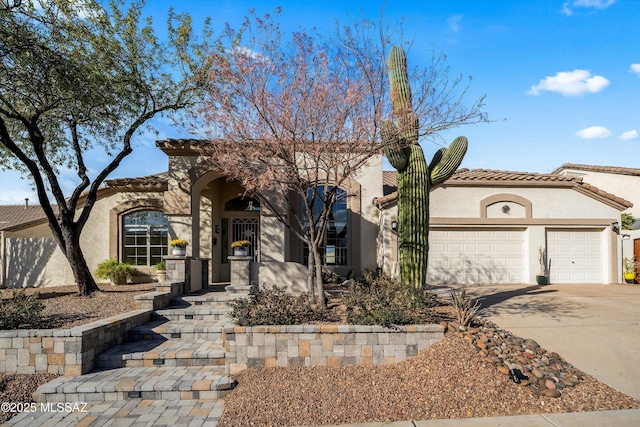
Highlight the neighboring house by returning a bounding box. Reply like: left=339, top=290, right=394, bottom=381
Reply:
left=0, top=146, right=632, bottom=289
left=375, top=169, right=631, bottom=285
left=553, top=163, right=640, bottom=269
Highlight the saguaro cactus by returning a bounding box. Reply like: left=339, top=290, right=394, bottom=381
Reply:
left=382, top=46, right=468, bottom=288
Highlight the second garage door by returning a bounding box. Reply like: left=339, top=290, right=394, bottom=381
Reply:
left=428, top=228, right=525, bottom=285
left=547, top=229, right=603, bottom=284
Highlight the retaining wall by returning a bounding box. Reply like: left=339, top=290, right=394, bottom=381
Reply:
left=0, top=310, right=151, bottom=376
left=223, top=324, right=445, bottom=374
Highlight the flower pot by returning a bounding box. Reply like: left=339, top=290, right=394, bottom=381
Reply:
left=624, top=272, right=636, bottom=283
left=171, top=247, right=186, bottom=256
left=110, top=275, right=128, bottom=286
left=233, top=247, right=248, bottom=256
left=156, top=271, right=166, bottom=283
left=535, top=275, right=549, bottom=286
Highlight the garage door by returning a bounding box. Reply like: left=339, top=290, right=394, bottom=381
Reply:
left=428, top=228, right=525, bottom=285
left=547, top=229, right=602, bottom=283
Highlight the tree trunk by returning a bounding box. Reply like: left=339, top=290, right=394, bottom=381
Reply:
left=307, top=248, right=315, bottom=302
left=61, top=228, right=100, bottom=296
left=313, top=246, right=326, bottom=309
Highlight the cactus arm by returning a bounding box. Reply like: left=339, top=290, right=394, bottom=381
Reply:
left=382, top=120, right=410, bottom=171
left=428, top=147, right=446, bottom=172
left=430, top=136, right=468, bottom=185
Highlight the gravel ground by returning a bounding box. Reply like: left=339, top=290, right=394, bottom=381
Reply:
left=219, top=333, right=640, bottom=427
left=0, top=373, right=59, bottom=424
left=0, top=283, right=155, bottom=329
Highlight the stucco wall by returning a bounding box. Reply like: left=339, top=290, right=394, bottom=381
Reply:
left=4, top=191, right=164, bottom=288
left=559, top=169, right=638, bottom=216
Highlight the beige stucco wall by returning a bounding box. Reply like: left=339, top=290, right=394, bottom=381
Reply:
left=559, top=169, right=638, bottom=216
left=4, top=190, right=164, bottom=288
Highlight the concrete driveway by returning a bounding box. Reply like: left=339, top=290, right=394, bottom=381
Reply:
left=462, top=283, right=640, bottom=400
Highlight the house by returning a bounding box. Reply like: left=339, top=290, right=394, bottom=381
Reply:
left=1, top=139, right=382, bottom=289
left=553, top=164, right=640, bottom=270
left=0, top=143, right=632, bottom=289
left=375, top=169, right=631, bottom=285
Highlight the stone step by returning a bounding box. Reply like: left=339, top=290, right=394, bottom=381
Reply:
left=33, top=366, right=236, bottom=403
left=153, top=306, right=228, bottom=321
left=171, top=292, right=248, bottom=307
left=96, top=339, right=226, bottom=369
left=127, top=319, right=231, bottom=341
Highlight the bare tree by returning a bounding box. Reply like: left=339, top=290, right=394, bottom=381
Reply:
left=196, top=9, right=488, bottom=306
left=0, top=0, right=211, bottom=295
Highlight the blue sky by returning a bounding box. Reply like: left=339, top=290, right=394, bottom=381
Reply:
left=1, top=0, right=639, bottom=204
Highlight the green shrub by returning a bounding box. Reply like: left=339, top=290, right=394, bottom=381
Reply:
left=321, top=267, right=341, bottom=285
left=0, top=290, right=44, bottom=330
left=343, top=274, right=437, bottom=328
left=154, top=260, right=166, bottom=271
left=227, top=283, right=326, bottom=326
left=95, top=258, right=137, bottom=284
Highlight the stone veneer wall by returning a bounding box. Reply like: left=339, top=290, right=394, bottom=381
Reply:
left=0, top=310, right=151, bottom=377
left=223, top=324, right=445, bottom=374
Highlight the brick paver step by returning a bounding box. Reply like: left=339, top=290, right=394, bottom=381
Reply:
left=127, top=319, right=232, bottom=341
left=33, top=366, right=236, bottom=403
left=96, top=339, right=226, bottom=369
left=153, top=306, right=228, bottom=321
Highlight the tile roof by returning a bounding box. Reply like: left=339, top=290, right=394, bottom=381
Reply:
left=0, top=204, right=54, bottom=231
left=382, top=171, right=396, bottom=196
left=375, top=168, right=632, bottom=210
left=105, top=172, right=168, bottom=189
left=553, top=163, right=640, bottom=177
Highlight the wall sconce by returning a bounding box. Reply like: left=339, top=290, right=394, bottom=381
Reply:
left=215, top=225, right=220, bottom=234
left=391, top=220, right=398, bottom=232
left=623, top=234, right=631, bottom=240
left=612, top=222, right=620, bottom=235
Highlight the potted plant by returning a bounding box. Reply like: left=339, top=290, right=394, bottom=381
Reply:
left=154, top=260, right=166, bottom=283
left=95, top=258, right=137, bottom=285
left=623, top=257, right=639, bottom=283
left=536, top=246, right=550, bottom=285
left=169, top=239, right=188, bottom=256
left=231, top=240, right=251, bottom=256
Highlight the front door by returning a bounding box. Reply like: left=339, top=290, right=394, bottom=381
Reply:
left=219, top=216, right=260, bottom=281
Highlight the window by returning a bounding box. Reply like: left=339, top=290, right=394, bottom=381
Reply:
left=303, top=187, right=348, bottom=265
left=123, top=210, right=168, bottom=266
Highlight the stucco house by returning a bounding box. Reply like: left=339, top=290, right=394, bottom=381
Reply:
left=0, top=145, right=632, bottom=289
left=553, top=164, right=640, bottom=269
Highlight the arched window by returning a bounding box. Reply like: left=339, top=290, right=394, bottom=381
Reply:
left=304, top=187, right=348, bottom=266
left=123, top=210, right=168, bottom=266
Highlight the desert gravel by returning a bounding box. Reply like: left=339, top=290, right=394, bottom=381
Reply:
left=0, top=283, right=155, bottom=329
left=218, top=334, right=640, bottom=427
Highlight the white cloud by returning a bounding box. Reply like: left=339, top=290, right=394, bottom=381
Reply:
left=576, top=126, right=612, bottom=139
left=562, top=0, right=616, bottom=15
left=630, top=64, right=640, bottom=77
left=527, top=69, right=609, bottom=96
left=620, top=130, right=639, bottom=141
left=447, top=15, right=463, bottom=33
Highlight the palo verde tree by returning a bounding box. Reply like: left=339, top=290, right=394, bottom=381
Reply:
left=0, top=0, right=211, bottom=295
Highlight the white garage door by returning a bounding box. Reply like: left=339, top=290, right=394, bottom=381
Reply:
left=547, top=229, right=602, bottom=284
left=428, top=228, right=525, bottom=285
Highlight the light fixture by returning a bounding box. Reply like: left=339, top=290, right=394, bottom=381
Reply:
left=391, top=220, right=398, bottom=232
left=623, top=234, right=631, bottom=240
left=612, top=222, right=620, bottom=235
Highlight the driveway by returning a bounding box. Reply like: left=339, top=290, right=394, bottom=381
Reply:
left=463, top=283, right=640, bottom=400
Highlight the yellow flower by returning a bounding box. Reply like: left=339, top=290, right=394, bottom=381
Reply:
left=231, top=240, right=251, bottom=248
left=170, top=239, right=188, bottom=248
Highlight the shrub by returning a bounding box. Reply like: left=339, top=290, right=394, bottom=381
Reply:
left=448, top=287, right=481, bottom=327
left=343, top=274, right=437, bottom=328
left=321, top=267, right=341, bottom=285
left=154, top=260, right=166, bottom=271
left=95, top=258, right=137, bottom=284
left=227, top=283, right=327, bottom=326
left=0, top=290, right=44, bottom=330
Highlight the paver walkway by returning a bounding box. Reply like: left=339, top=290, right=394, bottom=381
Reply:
left=5, top=287, right=240, bottom=427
